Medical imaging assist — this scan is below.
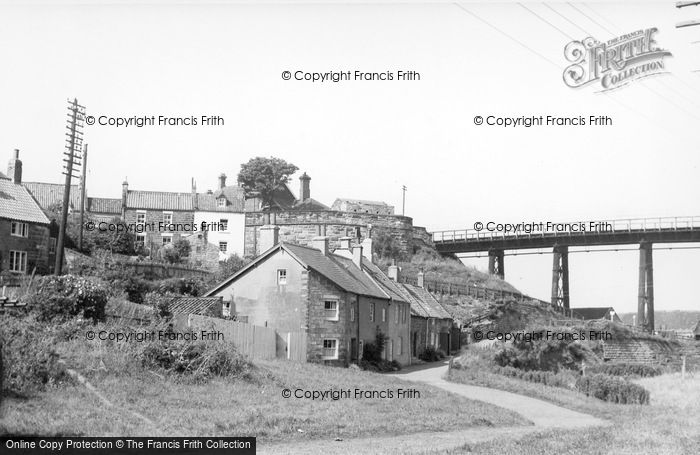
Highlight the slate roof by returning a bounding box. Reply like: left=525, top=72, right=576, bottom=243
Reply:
left=0, top=179, right=51, bottom=224
left=87, top=197, right=121, bottom=214
left=205, top=242, right=391, bottom=300
left=196, top=186, right=245, bottom=212
left=292, top=198, right=330, bottom=211
left=572, top=307, right=619, bottom=321
left=23, top=182, right=82, bottom=210
left=168, top=296, right=223, bottom=316
left=333, top=198, right=392, bottom=206
left=361, top=260, right=409, bottom=303
left=400, top=283, right=452, bottom=319
left=285, top=243, right=388, bottom=299
left=126, top=191, right=194, bottom=211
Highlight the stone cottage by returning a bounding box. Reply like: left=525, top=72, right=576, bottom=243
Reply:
left=204, top=232, right=412, bottom=367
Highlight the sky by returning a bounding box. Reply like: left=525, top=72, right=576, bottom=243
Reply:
left=1, top=1, right=699, bottom=313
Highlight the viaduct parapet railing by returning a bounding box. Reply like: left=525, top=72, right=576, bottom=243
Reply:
left=431, top=216, right=700, bottom=252
left=430, top=216, right=700, bottom=334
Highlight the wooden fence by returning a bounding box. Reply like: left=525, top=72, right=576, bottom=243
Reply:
left=187, top=314, right=307, bottom=362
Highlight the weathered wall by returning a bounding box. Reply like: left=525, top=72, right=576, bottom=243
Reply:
left=0, top=219, right=50, bottom=274
left=208, top=248, right=307, bottom=332
left=123, top=209, right=194, bottom=249
left=244, top=210, right=417, bottom=258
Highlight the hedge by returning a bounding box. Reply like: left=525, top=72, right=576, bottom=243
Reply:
left=586, top=362, right=663, bottom=378
left=575, top=373, right=650, bottom=404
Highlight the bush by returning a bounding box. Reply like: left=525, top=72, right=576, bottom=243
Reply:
left=575, top=373, right=649, bottom=405
left=26, top=275, right=109, bottom=323
left=0, top=315, right=76, bottom=394
left=493, top=365, right=577, bottom=389
left=359, top=331, right=401, bottom=371
left=419, top=346, right=446, bottom=362
left=586, top=362, right=663, bottom=378
left=493, top=328, right=596, bottom=373
left=138, top=329, right=257, bottom=382
left=155, top=277, right=206, bottom=297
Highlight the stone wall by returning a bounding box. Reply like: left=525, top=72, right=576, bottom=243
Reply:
left=244, top=210, right=417, bottom=258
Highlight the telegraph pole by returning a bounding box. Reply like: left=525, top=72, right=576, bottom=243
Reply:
left=401, top=185, right=407, bottom=216
left=55, top=98, right=85, bottom=275
left=78, top=143, right=88, bottom=252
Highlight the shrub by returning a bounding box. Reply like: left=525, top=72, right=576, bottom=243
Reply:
left=138, top=329, right=257, bottom=382
left=0, top=315, right=75, bottom=394
left=26, top=275, right=109, bottom=323
left=575, top=373, right=649, bottom=405
left=586, top=362, right=663, bottom=378
left=359, top=331, right=400, bottom=371
left=156, top=277, right=206, bottom=297
left=493, top=365, right=577, bottom=389
left=419, top=346, right=446, bottom=362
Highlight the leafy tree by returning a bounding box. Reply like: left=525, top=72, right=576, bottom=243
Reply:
left=237, top=157, right=298, bottom=209
left=372, top=232, right=401, bottom=260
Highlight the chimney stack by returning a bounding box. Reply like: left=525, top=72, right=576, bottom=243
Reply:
left=259, top=224, right=279, bottom=253
left=352, top=245, right=363, bottom=269
left=7, top=149, right=22, bottom=184
left=121, top=179, right=129, bottom=217
left=312, top=236, right=329, bottom=255
left=191, top=178, right=198, bottom=210
left=417, top=270, right=425, bottom=288
left=219, top=173, right=227, bottom=189
left=299, top=172, right=311, bottom=201
left=388, top=260, right=399, bottom=282
left=339, top=236, right=352, bottom=250
left=361, top=236, right=373, bottom=262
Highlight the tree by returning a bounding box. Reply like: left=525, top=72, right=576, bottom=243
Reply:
left=237, top=157, right=298, bottom=209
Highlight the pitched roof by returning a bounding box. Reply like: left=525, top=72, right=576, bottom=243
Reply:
left=572, top=307, right=615, bottom=320
left=285, top=243, right=387, bottom=299
left=23, top=181, right=82, bottom=210
left=0, top=170, right=7, bottom=179
left=400, top=283, right=452, bottom=319
left=292, top=198, right=330, bottom=211
left=196, top=186, right=245, bottom=212
left=205, top=242, right=390, bottom=300
left=360, top=260, right=409, bottom=303
left=168, top=296, right=223, bottom=316
left=0, top=179, right=51, bottom=224
left=87, top=197, right=121, bottom=214
left=127, top=191, right=194, bottom=211
left=333, top=198, right=392, bottom=206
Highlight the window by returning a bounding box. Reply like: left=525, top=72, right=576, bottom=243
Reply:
left=324, top=300, right=339, bottom=321
left=10, top=221, right=28, bottom=237
left=49, top=237, right=56, bottom=254
left=369, top=302, right=375, bottom=322
left=219, top=241, right=228, bottom=253
left=223, top=301, right=231, bottom=317
left=135, top=234, right=146, bottom=247
left=382, top=308, right=386, bottom=322
left=322, top=339, right=338, bottom=359
left=163, top=211, right=173, bottom=225
left=350, top=306, right=355, bottom=322
left=394, top=305, right=399, bottom=324
left=397, top=337, right=402, bottom=356
left=277, top=269, right=287, bottom=285
left=9, top=251, right=27, bottom=273
left=136, top=211, right=146, bottom=224
left=217, top=197, right=226, bottom=208
left=220, top=219, right=228, bottom=231
left=162, top=234, right=172, bottom=245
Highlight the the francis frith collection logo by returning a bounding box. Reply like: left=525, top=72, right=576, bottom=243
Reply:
left=563, top=27, right=672, bottom=91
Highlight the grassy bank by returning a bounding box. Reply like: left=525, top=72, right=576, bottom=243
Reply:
left=0, top=319, right=525, bottom=442
left=444, top=357, right=700, bottom=454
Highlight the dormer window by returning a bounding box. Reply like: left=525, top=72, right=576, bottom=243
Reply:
left=217, top=197, right=226, bottom=208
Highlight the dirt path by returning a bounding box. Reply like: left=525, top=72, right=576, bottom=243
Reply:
left=259, top=362, right=609, bottom=455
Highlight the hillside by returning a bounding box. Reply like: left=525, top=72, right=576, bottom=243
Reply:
left=618, top=310, right=700, bottom=330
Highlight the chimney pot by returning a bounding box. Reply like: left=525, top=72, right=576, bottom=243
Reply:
left=259, top=224, right=279, bottom=253
left=312, top=236, right=329, bottom=256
